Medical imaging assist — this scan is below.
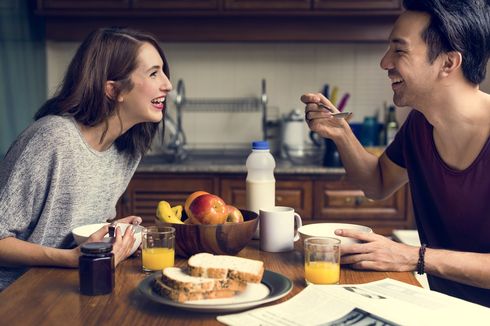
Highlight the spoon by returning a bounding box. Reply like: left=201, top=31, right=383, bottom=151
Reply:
left=318, top=103, right=352, bottom=119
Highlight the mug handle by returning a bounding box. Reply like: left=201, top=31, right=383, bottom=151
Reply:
left=293, top=213, right=303, bottom=241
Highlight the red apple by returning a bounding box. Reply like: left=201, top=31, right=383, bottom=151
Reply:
left=189, top=194, right=228, bottom=224
left=184, top=190, right=209, bottom=220
left=225, top=205, right=244, bottom=223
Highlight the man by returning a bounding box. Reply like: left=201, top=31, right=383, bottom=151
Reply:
left=302, top=0, right=490, bottom=307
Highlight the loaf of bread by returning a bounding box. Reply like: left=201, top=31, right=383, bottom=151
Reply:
left=188, top=253, right=264, bottom=283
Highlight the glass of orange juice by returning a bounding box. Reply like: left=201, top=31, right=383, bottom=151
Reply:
left=142, top=226, right=175, bottom=273
left=304, top=237, right=341, bottom=285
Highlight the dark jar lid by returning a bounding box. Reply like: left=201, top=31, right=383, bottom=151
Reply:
left=80, top=242, right=113, bottom=255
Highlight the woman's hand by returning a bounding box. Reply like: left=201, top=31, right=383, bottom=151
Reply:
left=114, top=215, right=143, bottom=226
left=336, top=229, right=419, bottom=272
left=109, top=224, right=136, bottom=266
left=81, top=218, right=140, bottom=267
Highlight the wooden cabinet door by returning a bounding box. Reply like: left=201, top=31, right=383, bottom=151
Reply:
left=224, top=0, right=310, bottom=10
left=314, top=0, right=401, bottom=10
left=120, top=173, right=217, bottom=223
left=220, top=177, right=313, bottom=218
left=40, top=0, right=130, bottom=9
left=132, top=0, right=219, bottom=10
left=117, top=171, right=413, bottom=234
left=313, top=179, right=413, bottom=235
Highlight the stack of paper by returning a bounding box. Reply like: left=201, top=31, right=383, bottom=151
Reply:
left=218, top=278, right=490, bottom=326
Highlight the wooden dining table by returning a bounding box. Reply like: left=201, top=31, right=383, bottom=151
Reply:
left=0, top=240, right=420, bottom=326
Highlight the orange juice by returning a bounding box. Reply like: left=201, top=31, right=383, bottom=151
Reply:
left=305, top=261, right=340, bottom=284
left=142, top=247, right=175, bottom=271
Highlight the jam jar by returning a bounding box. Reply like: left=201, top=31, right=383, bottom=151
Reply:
left=79, top=242, right=114, bottom=296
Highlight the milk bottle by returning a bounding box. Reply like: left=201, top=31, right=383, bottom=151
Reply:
left=246, top=141, right=276, bottom=239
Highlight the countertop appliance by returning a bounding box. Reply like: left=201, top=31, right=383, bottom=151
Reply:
left=281, top=109, right=305, bottom=159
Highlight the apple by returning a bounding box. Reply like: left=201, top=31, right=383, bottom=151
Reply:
left=184, top=190, right=209, bottom=220
left=225, top=205, right=244, bottom=223
left=189, top=194, right=228, bottom=224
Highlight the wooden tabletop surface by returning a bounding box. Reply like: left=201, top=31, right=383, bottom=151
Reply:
left=0, top=241, right=420, bottom=326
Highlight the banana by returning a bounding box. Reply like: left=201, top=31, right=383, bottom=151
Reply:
left=156, top=201, right=184, bottom=224
left=172, top=205, right=183, bottom=220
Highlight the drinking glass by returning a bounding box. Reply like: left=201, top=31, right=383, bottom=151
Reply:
left=304, top=237, right=341, bottom=285
left=141, top=226, right=175, bottom=273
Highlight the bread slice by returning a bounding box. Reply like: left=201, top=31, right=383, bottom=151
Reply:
left=152, top=278, right=238, bottom=303
left=187, top=253, right=264, bottom=283
left=152, top=267, right=247, bottom=303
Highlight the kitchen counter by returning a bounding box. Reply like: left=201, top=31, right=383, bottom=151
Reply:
left=138, top=151, right=345, bottom=175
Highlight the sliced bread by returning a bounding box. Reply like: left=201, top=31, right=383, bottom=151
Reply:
left=152, top=278, right=239, bottom=303
left=153, top=267, right=247, bottom=303
left=187, top=253, right=264, bottom=283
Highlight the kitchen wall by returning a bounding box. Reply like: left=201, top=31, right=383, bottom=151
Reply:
left=47, top=42, right=488, bottom=150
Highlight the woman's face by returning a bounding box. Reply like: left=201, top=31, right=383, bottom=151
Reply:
left=118, top=42, right=172, bottom=127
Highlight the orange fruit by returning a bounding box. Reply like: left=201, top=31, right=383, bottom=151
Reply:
left=184, top=190, right=209, bottom=220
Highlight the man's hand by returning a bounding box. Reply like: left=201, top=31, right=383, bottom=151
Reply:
left=336, top=228, right=419, bottom=272
left=301, top=92, right=351, bottom=140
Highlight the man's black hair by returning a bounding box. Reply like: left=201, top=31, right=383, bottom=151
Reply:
left=403, top=0, right=490, bottom=84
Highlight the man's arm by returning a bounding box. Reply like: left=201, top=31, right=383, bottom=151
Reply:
left=335, top=134, right=408, bottom=199
left=302, top=92, right=408, bottom=199
left=338, top=229, right=490, bottom=289
left=425, top=249, right=490, bottom=289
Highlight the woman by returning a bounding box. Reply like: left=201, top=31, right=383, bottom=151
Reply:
left=0, top=27, right=172, bottom=290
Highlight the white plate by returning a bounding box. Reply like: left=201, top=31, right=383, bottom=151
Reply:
left=138, top=269, right=293, bottom=313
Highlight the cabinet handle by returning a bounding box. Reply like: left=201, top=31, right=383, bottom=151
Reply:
left=344, top=196, right=364, bottom=206
left=276, top=195, right=283, bottom=202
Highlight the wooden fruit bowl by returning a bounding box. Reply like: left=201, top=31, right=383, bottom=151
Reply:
left=155, top=209, right=258, bottom=258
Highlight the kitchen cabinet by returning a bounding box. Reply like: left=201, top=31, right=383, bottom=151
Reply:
left=118, top=171, right=414, bottom=235
left=37, top=0, right=402, bottom=12
left=119, top=173, right=219, bottom=222
left=132, top=0, right=219, bottom=10
left=39, top=0, right=129, bottom=9
left=223, top=0, right=311, bottom=11
left=220, top=176, right=313, bottom=218
left=36, top=0, right=402, bottom=42
left=313, top=177, right=412, bottom=235
left=314, top=0, right=401, bottom=10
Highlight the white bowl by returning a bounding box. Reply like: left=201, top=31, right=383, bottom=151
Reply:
left=72, top=222, right=143, bottom=255
left=298, top=223, right=372, bottom=247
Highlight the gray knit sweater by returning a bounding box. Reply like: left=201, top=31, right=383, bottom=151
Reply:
left=0, top=115, right=141, bottom=290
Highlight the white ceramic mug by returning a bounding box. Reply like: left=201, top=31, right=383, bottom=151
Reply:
left=259, top=206, right=303, bottom=252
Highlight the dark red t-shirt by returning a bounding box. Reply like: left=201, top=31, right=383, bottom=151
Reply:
left=386, top=110, right=490, bottom=307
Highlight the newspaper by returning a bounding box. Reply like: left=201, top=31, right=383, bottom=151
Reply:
left=217, top=278, right=490, bottom=326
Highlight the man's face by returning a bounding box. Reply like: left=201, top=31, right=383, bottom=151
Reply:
left=380, top=11, right=443, bottom=108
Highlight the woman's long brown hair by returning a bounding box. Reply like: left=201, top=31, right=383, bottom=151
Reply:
left=35, top=27, right=169, bottom=157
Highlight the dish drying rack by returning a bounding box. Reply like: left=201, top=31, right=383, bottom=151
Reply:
left=168, top=79, right=268, bottom=161
left=180, top=97, right=263, bottom=112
